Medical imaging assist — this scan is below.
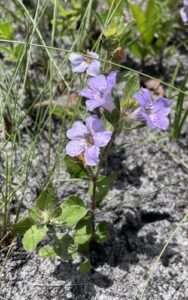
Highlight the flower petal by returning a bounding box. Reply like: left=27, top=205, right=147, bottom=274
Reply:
left=141, top=111, right=154, bottom=126
left=106, top=71, right=117, bottom=90
left=103, top=92, right=115, bottom=112
left=72, top=62, right=88, bottom=73
left=133, top=88, right=151, bottom=107
left=86, top=115, right=104, bottom=133
left=152, top=115, right=169, bottom=130
left=131, top=107, right=145, bottom=121
left=80, top=88, right=96, bottom=99
left=93, top=131, right=112, bottom=147
left=86, top=98, right=105, bottom=111
left=66, top=121, right=89, bottom=140
left=87, top=60, right=100, bottom=77
left=152, top=97, right=171, bottom=116
left=88, top=75, right=107, bottom=91
left=180, top=7, right=188, bottom=22
left=69, top=53, right=84, bottom=64
left=184, top=0, right=188, bottom=7
left=84, top=146, right=100, bottom=166
left=87, top=51, right=99, bottom=59
left=66, top=140, right=84, bottom=157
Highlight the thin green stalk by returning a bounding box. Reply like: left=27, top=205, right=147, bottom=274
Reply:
left=167, top=63, right=180, bottom=99
left=2, top=153, right=10, bottom=238
left=12, top=0, right=40, bottom=126
left=79, top=0, right=93, bottom=48
left=173, top=72, right=188, bottom=140
left=48, top=0, right=58, bottom=169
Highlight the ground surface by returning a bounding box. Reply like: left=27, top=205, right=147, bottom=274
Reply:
left=0, top=4, right=188, bottom=296
left=0, top=123, right=188, bottom=300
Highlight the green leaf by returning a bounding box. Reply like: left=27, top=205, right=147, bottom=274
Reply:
left=22, top=225, right=48, bottom=252
left=77, top=242, right=90, bottom=256
left=14, top=44, right=24, bottom=59
left=0, top=21, right=14, bottom=39
left=29, top=205, right=61, bottom=224
left=73, top=218, right=92, bottom=245
left=129, top=1, right=160, bottom=45
left=53, top=233, right=76, bottom=260
left=89, top=174, right=116, bottom=207
left=79, top=259, right=91, bottom=274
left=35, top=187, right=62, bottom=222
left=145, top=0, right=160, bottom=44
left=52, top=104, right=65, bottom=118
left=39, top=245, right=56, bottom=259
left=28, top=206, right=43, bottom=223
left=12, top=217, right=34, bottom=236
left=4, top=44, right=24, bottom=62
left=103, top=108, right=120, bottom=127
left=49, top=207, right=62, bottom=220
left=64, top=156, right=88, bottom=178
left=95, top=221, right=109, bottom=243
left=121, top=73, right=140, bottom=109
left=36, top=187, right=56, bottom=211
left=129, top=42, right=143, bottom=59
left=129, top=3, right=146, bottom=38
left=0, top=45, right=12, bottom=54
left=59, top=204, right=87, bottom=227
left=63, top=195, right=86, bottom=207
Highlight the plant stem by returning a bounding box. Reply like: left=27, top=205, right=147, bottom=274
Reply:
left=48, top=0, right=58, bottom=169
left=104, top=128, right=117, bottom=175
left=91, top=174, right=97, bottom=233
left=90, top=162, right=101, bottom=234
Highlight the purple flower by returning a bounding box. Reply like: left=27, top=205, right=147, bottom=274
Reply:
left=66, top=115, right=112, bottom=166
left=69, top=51, right=100, bottom=76
left=132, top=88, right=171, bottom=130
left=180, top=0, right=188, bottom=22
left=80, top=72, right=117, bottom=112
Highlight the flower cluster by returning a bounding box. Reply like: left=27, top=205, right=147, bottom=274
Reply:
left=180, top=0, right=188, bottom=22
left=67, top=51, right=115, bottom=166
left=67, top=51, right=171, bottom=166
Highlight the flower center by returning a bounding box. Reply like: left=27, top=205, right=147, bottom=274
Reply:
left=86, top=135, right=94, bottom=147
left=80, top=135, right=94, bottom=149
left=80, top=61, right=88, bottom=68
left=94, top=92, right=102, bottom=100
left=146, top=105, right=152, bottom=115
left=150, top=115, right=158, bottom=122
